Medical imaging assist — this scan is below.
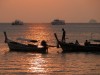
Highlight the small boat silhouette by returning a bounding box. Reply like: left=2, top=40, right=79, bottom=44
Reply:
left=51, top=19, right=65, bottom=25
left=54, top=29, right=100, bottom=53
left=3, top=32, right=48, bottom=53
left=12, top=20, right=23, bottom=25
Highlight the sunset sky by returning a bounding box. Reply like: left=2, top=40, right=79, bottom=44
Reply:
left=0, top=0, right=100, bottom=23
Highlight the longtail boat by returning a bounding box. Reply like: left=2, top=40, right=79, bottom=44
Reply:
left=54, top=30, right=100, bottom=53
left=3, top=32, right=48, bottom=53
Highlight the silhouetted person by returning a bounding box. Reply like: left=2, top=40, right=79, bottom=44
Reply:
left=75, top=40, right=80, bottom=45
left=62, top=28, right=66, bottom=42
left=84, top=40, right=90, bottom=46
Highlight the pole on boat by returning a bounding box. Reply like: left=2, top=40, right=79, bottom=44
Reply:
left=54, top=33, right=60, bottom=48
left=54, top=33, right=59, bottom=42
left=3, top=31, right=8, bottom=43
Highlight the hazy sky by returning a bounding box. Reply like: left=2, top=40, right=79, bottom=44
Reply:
left=0, top=0, right=100, bottom=23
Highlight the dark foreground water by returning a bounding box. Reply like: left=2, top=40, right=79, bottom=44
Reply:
left=0, top=23, right=100, bottom=75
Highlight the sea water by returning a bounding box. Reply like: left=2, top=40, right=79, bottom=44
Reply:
left=0, top=23, right=100, bottom=75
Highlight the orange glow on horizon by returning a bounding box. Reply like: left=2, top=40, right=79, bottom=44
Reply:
left=0, top=0, right=100, bottom=23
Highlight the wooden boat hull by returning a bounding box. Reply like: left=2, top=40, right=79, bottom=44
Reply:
left=3, top=32, right=48, bottom=53
left=59, top=42, right=100, bottom=53
left=7, top=42, right=47, bottom=53
left=54, top=33, right=100, bottom=53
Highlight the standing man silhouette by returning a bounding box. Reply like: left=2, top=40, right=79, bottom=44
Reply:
left=62, top=28, right=66, bottom=42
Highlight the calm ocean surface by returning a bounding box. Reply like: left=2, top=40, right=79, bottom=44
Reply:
left=0, top=23, right=100, bottom=75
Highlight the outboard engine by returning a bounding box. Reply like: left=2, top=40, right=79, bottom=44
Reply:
left=41, top=40, right=47, bottom=47
left=41, top=40, right=48, bottom=53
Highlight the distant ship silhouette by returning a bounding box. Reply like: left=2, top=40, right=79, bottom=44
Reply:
left=89, top=19, right=97, bottom=23
left=51, top=19, right=65, bottom=25
left=12, top=20, right=23, bottom=25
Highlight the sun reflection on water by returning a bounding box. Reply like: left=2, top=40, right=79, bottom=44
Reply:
left=24, top=24, right=50, bottom=41
left=28, top=54, right=47, bottom=73
left=20, top=24, right=53, bottom=47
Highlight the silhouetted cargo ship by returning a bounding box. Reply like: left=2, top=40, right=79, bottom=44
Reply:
left=12, top=20, right=23, bottom=25
left=51, top=19, right=65, bottom=25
